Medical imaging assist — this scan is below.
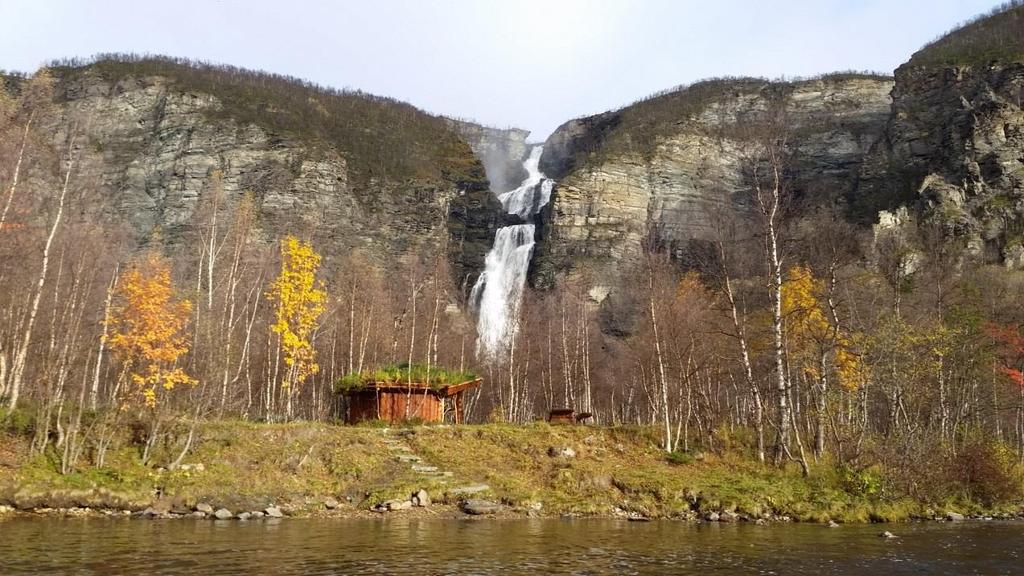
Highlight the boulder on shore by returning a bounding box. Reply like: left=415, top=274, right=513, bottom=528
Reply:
left=547, top=446, right=577, bottom=458
left=412, top=489, right=430, bottom=507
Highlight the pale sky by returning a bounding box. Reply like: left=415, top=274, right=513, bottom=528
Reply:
left=0, top=0, right=1004, bottom=139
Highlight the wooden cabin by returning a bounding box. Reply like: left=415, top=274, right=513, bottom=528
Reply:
left=548, top=408, right=593, bottom=425
left=341, top=379, right=481, bottom=424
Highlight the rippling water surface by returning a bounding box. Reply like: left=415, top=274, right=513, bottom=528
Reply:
left=0, top=517, right=1021, bottom=575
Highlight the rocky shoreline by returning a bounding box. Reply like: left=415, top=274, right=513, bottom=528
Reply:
left=2, top=490, right=1022, bottom=525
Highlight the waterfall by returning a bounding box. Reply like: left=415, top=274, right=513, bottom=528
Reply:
left=471, top=145, right=552, bottom=360
left=498, top=146, right=554, bottom=219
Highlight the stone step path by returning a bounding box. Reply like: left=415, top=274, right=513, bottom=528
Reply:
left=447, top=484, right=490, bottom=497
left=379, top=429, right=493, bottom=510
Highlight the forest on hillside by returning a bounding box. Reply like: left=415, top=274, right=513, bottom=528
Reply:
left=1, top=64, right=1022, bottom=511
left=909, top=0, right=1024, bottom=66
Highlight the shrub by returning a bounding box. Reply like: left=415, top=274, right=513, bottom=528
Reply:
left=0, top=406, right=37, bottom=437
left=840, top=464, right=883, bottom=497
left=954, top=436, right=1024, bottom=506
left=666, top=451, right=695, bottom=466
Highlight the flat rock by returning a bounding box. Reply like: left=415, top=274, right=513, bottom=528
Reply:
left=385, top=499, right=413, bottom=511
left=448, top=484, right=490, bottom=496
left=265, top=506, right=284, bottom=518
left=411, top=465, right=438, bottom=473
left=213, top=508, right=233, bottom=520
left=237, top=512, right=252, bottom=521
left=461, top=499, right=502, bottom=515
left=396, top=454, right=421, bottom=463
left=880, top=531, right=897, bottom=539
left=195, top=503, right=214, bottom=514
left=946, top=512, right=965, bottom=521
left=324, top=497, right=340, bottom=510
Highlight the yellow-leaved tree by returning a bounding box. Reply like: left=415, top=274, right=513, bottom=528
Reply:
left=267, top=235, right=326, bottom=420
left=108, top=253, right=197, bottom=410
left=781, top=265, right=864, bottom=460
left=782, top=265, right=863, bottom=389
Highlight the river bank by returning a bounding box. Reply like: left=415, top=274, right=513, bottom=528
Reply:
left=1, top=421, right=1022, bottom=524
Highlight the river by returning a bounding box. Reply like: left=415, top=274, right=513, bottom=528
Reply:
left=0, top=517, right=1021, bottom=575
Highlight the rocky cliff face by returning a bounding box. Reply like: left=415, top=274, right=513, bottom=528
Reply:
left=857, top=62, right=1024, bottom=266
left=533, top=76, right=894, bottom=289
left=36, top=61, right=508, bottom=291
left=446, top=119, right=530, bottom=193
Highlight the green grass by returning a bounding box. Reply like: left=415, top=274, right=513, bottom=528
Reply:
left=1, top=420, right=401, bottom=513
left=335, top=363, right=478, bottom=392
left=403, top=424, right=1022, bottom=521
left=1, top=420, right=1020, bottom=521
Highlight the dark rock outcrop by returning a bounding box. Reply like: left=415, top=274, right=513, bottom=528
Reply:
left=857, top=61, right=1024, bottom=264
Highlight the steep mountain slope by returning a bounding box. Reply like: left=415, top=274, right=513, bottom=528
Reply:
left=27, top=56, right=508, bottom=288
left=857, top=3, right=1024, bottom=265
left=533, top=75, right=894, bottom=289
left=534, top=2, right=1024, bottom=294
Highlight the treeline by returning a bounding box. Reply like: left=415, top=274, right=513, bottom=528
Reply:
left=1, top=68, right=1023, bottom=508
left=908, top=1, right=1024, bottom=67
left=47, top=54, right=478, bottom=185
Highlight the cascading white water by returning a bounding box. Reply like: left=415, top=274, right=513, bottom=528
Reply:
left=471, top=144, right=552, bottom=360
left=498, top=146, right=553, bottom=219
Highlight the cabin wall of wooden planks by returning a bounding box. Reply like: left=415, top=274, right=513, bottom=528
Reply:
left=345, top=390, right=443, bottom=424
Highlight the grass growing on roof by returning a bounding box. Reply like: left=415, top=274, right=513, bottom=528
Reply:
left=335, top=363, right=478, bottom=392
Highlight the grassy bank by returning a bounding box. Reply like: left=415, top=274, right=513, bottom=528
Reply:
left=1, top=419, right=1022, bottom=522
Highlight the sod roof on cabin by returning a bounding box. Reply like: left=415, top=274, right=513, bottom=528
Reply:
left=335, top=363, right=479, bottom=394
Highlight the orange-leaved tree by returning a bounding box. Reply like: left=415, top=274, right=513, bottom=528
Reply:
left=267, top=235, right=326, bottom=420
left=108, top=253, right=197, bottom=409
left=987, top=323, right=1024, bottom=389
